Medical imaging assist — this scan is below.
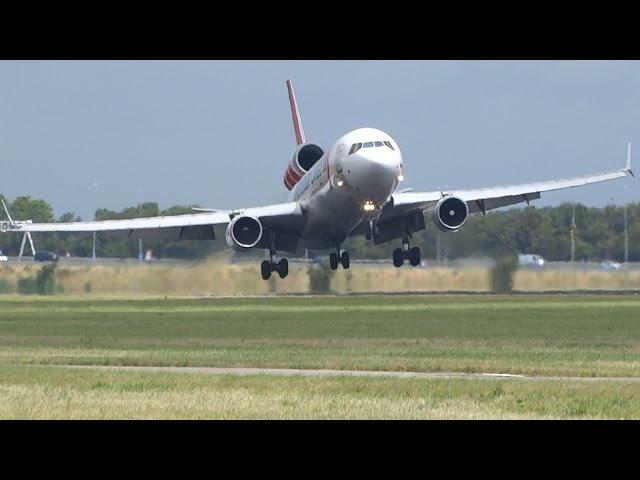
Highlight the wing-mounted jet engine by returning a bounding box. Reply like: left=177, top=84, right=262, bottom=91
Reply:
left=225, top=215, right=263, bottom=250
left=433, top=196, right=469, bottom=232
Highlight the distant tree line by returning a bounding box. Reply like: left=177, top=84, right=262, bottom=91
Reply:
left=0, top=194, right=637, bottom=262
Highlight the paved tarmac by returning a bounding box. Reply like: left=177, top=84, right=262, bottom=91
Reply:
left=53, top=365, right=640, bottom=382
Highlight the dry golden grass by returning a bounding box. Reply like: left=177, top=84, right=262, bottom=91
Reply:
left=1, top=261, right=492, bottom=295
left=1, top=261, right=639, bottom=295
left=1, top=260, right=310, bottom=296
left=331, top=266, right=490, bottom=293
left=514, top=269, right=640, bottom=291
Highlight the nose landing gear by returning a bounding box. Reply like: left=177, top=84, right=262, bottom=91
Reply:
left=392, top=237, right=421, bottom=267
left=329, top=249, right=350, bottom=270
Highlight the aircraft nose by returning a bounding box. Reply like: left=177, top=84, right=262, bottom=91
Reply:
left=341, top=149, right=402, bottom=203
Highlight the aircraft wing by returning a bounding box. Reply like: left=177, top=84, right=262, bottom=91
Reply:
left=382, top=146, right=634, bottom=221
left=1, top=202, right=306, bottom=241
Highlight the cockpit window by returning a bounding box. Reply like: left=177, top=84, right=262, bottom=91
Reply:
left=350, top=140, right=395, bottom=153
left=349, top=143, right=362, bottom=155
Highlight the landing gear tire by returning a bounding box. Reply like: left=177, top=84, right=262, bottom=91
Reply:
left=261, top=260, right=272, bottom=280
left=393, top=248, right=404, bottom=268
left=329, top=252, right=339, bottom=270
left=408, top=246, right=421, bottom=266
left=277, top=258, right=289, bottom=278
left=340, top=251, right=350, bottom=269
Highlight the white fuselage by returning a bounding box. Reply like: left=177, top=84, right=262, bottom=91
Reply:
left=288, top=127, right=403, bottom=250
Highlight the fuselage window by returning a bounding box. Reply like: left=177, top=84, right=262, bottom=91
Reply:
left=349, top=143, right=362, bottom=155
left=363, top=141, right=374, bottom=148
left=383, top=141, right=395, bottom=151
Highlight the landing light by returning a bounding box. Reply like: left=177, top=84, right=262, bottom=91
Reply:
left=397, top=174, right=404, bottom=182
left=363, top=201, right=376, bottom=212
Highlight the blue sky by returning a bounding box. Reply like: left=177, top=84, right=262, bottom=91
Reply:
left=0, top=61, right=637, bottom=219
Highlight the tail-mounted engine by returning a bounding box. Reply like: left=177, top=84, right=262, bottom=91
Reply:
left=225, top=215, right=263, bottom=250
left=433, top=196, right=469, bottom=232
left=283, top=143, right=324, bottom=190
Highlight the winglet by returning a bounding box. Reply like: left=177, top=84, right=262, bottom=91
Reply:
left=286, top=79, right=307, bottom=146
left=626, top=142, right=635, bottom=177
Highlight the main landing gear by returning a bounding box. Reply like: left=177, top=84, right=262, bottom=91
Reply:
left=393, top=236, right=421, bottom=267
left=261, top=231, right=288, bottom=280
left=261, top=258, right=288, bottom=280
left=329, top=249, right=350, bottom=270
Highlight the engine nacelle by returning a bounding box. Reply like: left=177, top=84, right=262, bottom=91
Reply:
left=433, top=196, right=469, bottom=232
left=283, top=143, right=324, bottom=190
left=225, top=215, right=263, bottom=250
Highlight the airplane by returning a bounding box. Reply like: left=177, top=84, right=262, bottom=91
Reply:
left=1, top=80, right=634, bottom=280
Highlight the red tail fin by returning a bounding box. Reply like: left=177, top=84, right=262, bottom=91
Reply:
left=286, top=79, right=307, bottom=145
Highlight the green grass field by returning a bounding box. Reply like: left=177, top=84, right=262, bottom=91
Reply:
left=0, top=294, right=639, bottom=418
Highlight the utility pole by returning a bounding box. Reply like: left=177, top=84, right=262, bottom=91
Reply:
left=91, top=182, right=99, bottom=262
left=138, top=188, right=143, bottom=261
left=570, top=203, right=576, bottom=262
left=624, top=204, right=629, bottom=264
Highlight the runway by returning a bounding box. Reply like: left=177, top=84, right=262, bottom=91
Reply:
left=53, top=365, right=640, bottom=383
